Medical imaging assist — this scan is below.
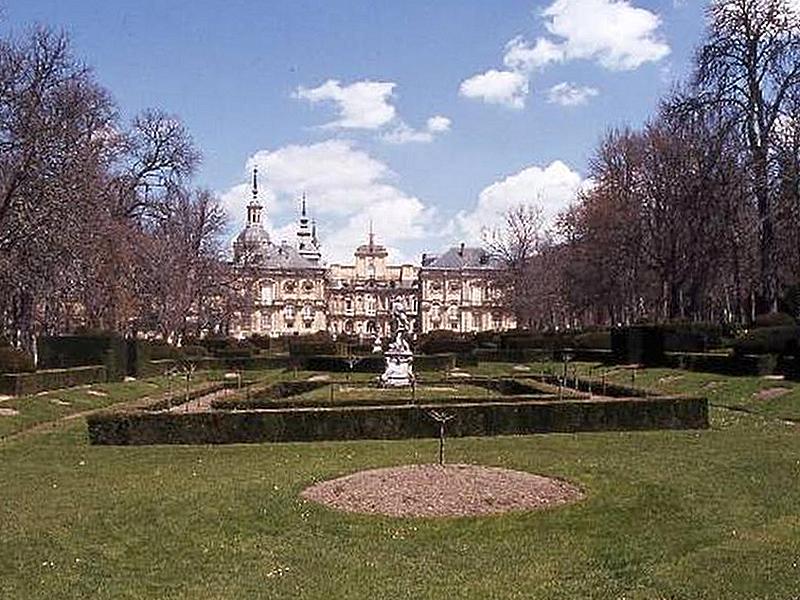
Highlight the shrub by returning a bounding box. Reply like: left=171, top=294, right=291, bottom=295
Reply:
left=147, top=341, right=181, bottom=360
left=659, top=322, right=726, bottom=352
left=87, top=396, right=708, bottom=445
left=0, top=365, right=107, bottom=396
left=754, top=312, right=797, bottom=328
left=38, top=335, right=128, bottom=381
left=417, top=330, right=475, bottom=354
left=571, top=331, right=611, bottom=349
left=611, top=326, right=665, bottom=365
left=180, top=345, right=209, bottom=358
left=733, top=326, right=800, bottom=356
left=0, top=347, right=35, bottom=374
left=287, top=332, right=336, bottom=356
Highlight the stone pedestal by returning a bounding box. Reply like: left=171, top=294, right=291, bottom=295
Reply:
left=381, top=350, right=414, bottom=387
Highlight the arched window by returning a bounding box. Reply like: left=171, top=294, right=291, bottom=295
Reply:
left=284, top=305, right=295, bottom=325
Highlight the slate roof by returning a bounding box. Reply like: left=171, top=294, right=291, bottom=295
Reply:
left=261, top=241, right=321, bottom=269
left=423, top=246, right=503, bottom=270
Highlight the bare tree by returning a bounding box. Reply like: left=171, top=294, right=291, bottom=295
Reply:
left=694, top=0, right=800, bottom=311
left=484, top=204, right=547, bottom=327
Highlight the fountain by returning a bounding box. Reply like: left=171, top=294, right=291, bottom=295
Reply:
left=380, top=298, right=415, bottom=387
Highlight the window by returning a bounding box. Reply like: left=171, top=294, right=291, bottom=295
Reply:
left=302, top=305, right=314, bottom=322
left=492, top=314, right=502, bottom=330
left=472, top=313, right=482, bottom=330
left=367, top=263, right=376, bottom=279
left=261, top=312, right=272, bottom=331
left=283, top=280, right=295, bottom=293
left=471, top=283, right=482, bottom=304
left=366, top=295, right=377, bottom=316
left=448, top=305, right=459, bottom=328
left=260, top=282, right=274, bottom=304
left=345, top=297, right=354, bottom=315
left=284, top=305, right=295, bottom=323
left=430, top=303, right=441, bottom=323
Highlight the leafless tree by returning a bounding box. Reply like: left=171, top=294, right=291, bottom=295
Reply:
left=484, top=204, right=547, bottom=327
left=694, top=0, right=800, bottom=311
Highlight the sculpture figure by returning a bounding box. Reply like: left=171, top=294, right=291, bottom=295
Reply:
left=381, top=298, right=414, bottom=387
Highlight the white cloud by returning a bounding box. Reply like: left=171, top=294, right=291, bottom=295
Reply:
left=460, top=0, right=669, bottom=108
left=221, top=140, right=437, bottom=262
left=538, top=0, right=671, bottom=71
left=427, top=115, right=452, bottom=133
left=295, top=79, right=451, bottom=144
left=294, top=79, right=397, bottom=130
left=382, top=115, right=452, bottom=144
left=456, top=160, right=586, bottom=242
left=459, top=69, right=529, bottom=109
left=503, top=36, right=564, bottom=72
left=547, top=82, right=599, bottom=106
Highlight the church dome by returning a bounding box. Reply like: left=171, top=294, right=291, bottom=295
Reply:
left=236, top=223, right=270, bottom=246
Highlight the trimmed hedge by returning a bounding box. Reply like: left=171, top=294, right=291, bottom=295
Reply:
left=754, top=312, right=796, bottom=328
left=0, top=365, right=107, bottom=396
left=665, top=352, right=778, bottom=376
left=38, top=335, right=129, bottom=380
left=611, top=326, right=665, bottom=366
left=0, top=347, right=35, bottom=374
left=417, top=330, right=476, bottom=355
left=87, top=395, right=708, bottom=445
left=733, top=326, right=800, bottom=356
left=301, top=354, right=456, bottom=373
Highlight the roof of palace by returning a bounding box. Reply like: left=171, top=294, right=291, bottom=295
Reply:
left=423, top=246, right=503, bottom=270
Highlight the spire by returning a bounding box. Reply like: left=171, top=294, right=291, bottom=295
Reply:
left=368, top=219, right=374, bottom=248
left=247, top=166, right=263, bottom=226
left=296, top=193, right=321, bottom=264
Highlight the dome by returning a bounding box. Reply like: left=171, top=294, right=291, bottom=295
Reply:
left=236, top=223, right=270, bottom=246
left=233, top=223, right=270, bottom=263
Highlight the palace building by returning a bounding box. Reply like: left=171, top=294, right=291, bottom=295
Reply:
left=230, top=168, right=515, bottom=338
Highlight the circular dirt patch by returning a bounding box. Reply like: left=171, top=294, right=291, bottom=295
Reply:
left=301, top=464, right=583, bottom=518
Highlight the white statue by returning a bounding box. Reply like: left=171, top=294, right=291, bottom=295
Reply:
left=381, top=297, right=414, bottom=387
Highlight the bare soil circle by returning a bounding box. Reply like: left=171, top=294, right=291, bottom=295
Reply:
left=301, top=464, right=584, bottom=518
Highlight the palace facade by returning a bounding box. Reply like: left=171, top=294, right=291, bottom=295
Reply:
left=230, top=169, right=515, bottom=339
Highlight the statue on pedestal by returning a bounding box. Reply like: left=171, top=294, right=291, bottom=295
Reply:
left=381, top=298, right=414, bottom=387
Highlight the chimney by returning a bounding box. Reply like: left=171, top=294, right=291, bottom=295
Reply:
left=459, top=242, right=465, bottom=257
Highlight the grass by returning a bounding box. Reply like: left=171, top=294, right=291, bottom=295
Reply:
left=1, top=362, right=800, bottom=598
left=291, top=382, right=504, bottom=404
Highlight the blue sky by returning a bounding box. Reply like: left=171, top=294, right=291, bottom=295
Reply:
left=3, top=0, right=707, bottom=263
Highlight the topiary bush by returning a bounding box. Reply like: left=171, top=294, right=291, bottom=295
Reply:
left=0, top=347, right=35, bottom=374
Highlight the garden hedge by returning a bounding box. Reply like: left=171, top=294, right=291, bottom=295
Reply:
left=611, top=326, right=665, bottom=366
left=665, top=352, right=779, bottom=376
left=87, top=395, right=708, bottom=445
left=0, top=347, right=35, bottom=374
left=0, top=365, right=107, bottom=396
left=733, top=326, right=799, bottom=356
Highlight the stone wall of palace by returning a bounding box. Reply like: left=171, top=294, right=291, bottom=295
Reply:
left=231, top=262, right=516, bottom=339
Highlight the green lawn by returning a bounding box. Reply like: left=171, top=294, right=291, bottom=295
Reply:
left=1, top=363, right=800, bottom=599
left=291, top=382, right=504, bottom=404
